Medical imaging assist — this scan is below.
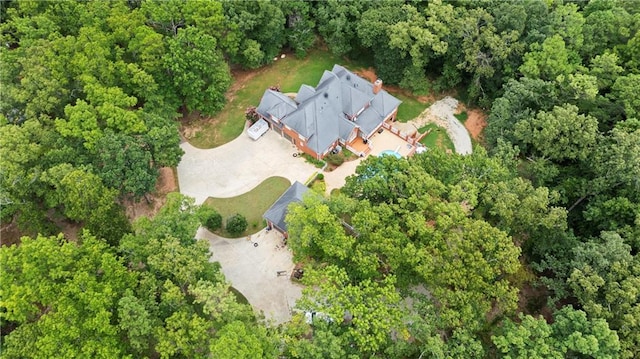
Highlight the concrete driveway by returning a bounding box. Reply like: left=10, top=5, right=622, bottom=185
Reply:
left=198, top=227, right=303, bottom=325
left=177, top=129, right=318, bottom=204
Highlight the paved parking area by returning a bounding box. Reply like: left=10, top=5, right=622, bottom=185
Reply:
left=177, top=129, right=318, bottom=204
left=198, top=227, right=303, bottom=325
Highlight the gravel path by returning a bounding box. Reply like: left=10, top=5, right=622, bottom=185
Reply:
left=396, top=96, right=472, bottom=155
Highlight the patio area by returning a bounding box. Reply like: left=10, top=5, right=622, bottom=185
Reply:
left=368, top=128, right=416, bottom=157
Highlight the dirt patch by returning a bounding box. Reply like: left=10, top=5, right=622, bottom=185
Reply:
left=517, top=282, right=553, bottom=322
left=456, top=103, right=487, bottom=141
left=124, top=167, right=179, bottom=222
left=227, top=66, right=269, bottom=101
left=0, top=219, right=23, bottom=247
left=355, top=67, right=378, bottom=83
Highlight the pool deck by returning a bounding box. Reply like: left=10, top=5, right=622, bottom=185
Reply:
left=368, top=129, right=415, bottom=157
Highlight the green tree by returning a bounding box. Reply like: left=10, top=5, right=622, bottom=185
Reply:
left=198, top=205, right=222, bottom=231
left=493, top=314, right=562, bottom=359
left=40, top=163, right=129, bottom=244
left=210, top=320, right=277, bottom=359
left=581, top=0, right=635, bottom=59
left=225, top=213, right=248, bottom=236
left=514, top=104, right=599, bottom=161
left=314, top=0, right=372, bottom=56
left=117, top=293, right=154, bottom=355
left=484, top=77, right=559, bottom=149
left=552, top=306, right=620, bottom=358
left=92, top=131, right=158, bottom=199
left=297, top=265, right=402, bottom=355
left=589, top=52, right=624, bottom=90
left=155, top=309, right=212, bottom=359
left=520, top=35, right=581, bottom=81
left=277, top=0, right=316, bottom=58
left=223, top=0, right=286, bottom=68
left=493, top=307, right=620, bottom=359
left=0, top=233, right=136, bottom=358
left=566, top=232, right=640, bottom=358
left=164, top=26, right=231, bottom=115
left=287, top=195, right=355, bottom=262
left=611, top=74, right=640, bottom=119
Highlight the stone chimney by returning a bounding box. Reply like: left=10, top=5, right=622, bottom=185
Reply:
left=373, top=79, right=383, bottom=94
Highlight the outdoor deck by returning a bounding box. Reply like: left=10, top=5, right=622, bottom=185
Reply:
left=347, top=136, right=371, bottom=155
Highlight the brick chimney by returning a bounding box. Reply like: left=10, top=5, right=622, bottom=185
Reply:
left=373, top=79, right=383, bottom=94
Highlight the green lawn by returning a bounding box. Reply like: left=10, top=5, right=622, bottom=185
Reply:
left=187, top=48, right=432, bottom=148
left=395, top=92, right=430, bottom=123
left=418, top=123, right=455, bottom=152
left=202, top=176, right=291, bottom=237
left=188, top=49, right=342, bottom=149
left=454, top=111, right=468, bottom=124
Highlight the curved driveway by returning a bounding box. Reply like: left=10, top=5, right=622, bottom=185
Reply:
left=177, top=129, right=318, bottom=204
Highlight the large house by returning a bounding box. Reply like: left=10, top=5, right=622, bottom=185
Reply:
left=256, top=65, right=402, bottom=159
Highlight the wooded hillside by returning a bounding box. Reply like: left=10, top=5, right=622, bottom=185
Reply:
left=1, top=0, right=638, bottom=358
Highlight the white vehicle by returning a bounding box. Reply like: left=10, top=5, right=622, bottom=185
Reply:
left=247, top=119, right=269, bottom=140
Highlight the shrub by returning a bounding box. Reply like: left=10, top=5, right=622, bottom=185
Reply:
left=226, top=213, right=248, bottom=236
left=325, top=153, right=344, bottom=166
left=198, top=206, right=222, bottom=231
left=311, top=180, right=326, bottom=194
left=245, top=106, right=260, bottom=124
left=301, top=153, right=325, bottom=168
left=316, top=173, right=324, bottom=180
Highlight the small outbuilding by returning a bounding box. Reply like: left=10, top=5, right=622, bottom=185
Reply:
left=263, top=181, right=310, bottom=238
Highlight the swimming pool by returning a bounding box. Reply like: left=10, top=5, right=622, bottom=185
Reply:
left=378, top=149, right=402, bottom=158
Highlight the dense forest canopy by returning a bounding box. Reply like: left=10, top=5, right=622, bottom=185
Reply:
left=1, top=0, right=639, bottom=358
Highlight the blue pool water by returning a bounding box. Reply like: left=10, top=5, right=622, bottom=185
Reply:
left=378, top=150, right=402, bottom=158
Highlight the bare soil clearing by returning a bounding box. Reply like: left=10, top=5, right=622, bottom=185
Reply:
left=0, top=219, right=23, bottom=247
left=124, top=167, right=179, bottom=222
left=456, top=103, right=488, bottom=141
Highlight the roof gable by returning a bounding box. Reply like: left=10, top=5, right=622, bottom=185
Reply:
left=371, top=90, right=402, bottom=117
left=263, top=181, right=310, bottom=232
left=256, top=90, right=298, bottom=120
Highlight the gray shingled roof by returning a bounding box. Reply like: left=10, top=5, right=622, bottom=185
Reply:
left=256, top=90, right=297, bottom=120
left=296, top=84, right=316, bottom=103
left=341, top=85, right=370, bottom=117
left=371, top=90, right=402, bottom=118
left=356, top=106, right=384, bottom=137
left=263, top=181, right=310, bottom=233
left=256, top=65, right=401, bottom=155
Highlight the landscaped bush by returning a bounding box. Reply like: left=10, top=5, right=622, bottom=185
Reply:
left=301, top=153, right=325, bottom=168
left=245, top=106, right=259, bottom=124
left=198, top=206, right=222, bottom=231
left=311, top=179, right=326, bottom=194
left=316, top=173, right=324, bottom=180
left=226, top=213, right=248, bottom=236
left=325, top=153, right=344, bottom=166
